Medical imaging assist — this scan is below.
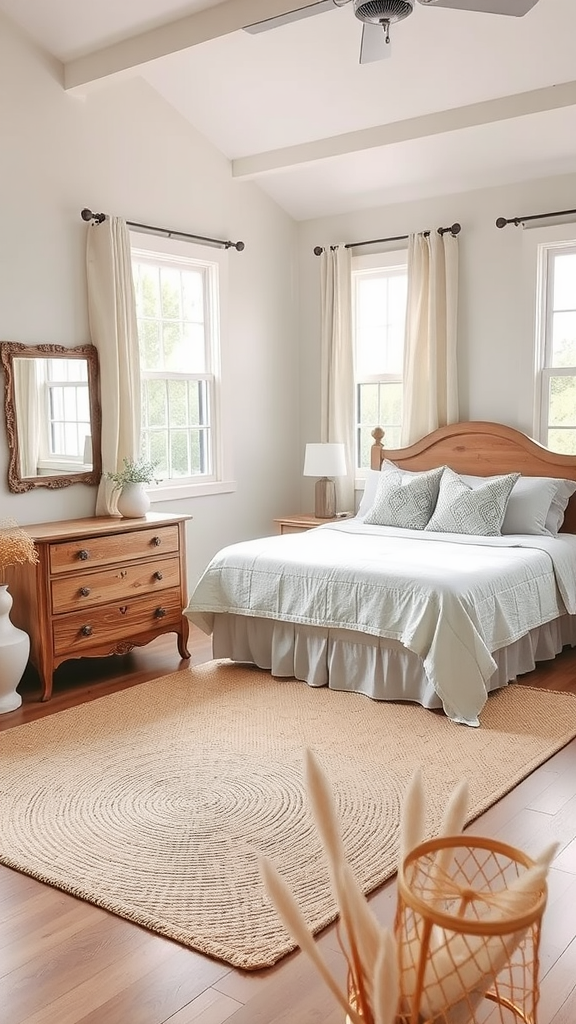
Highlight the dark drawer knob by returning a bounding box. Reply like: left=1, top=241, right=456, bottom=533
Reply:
left=152, top=536, right=162, bottom=547
left=80, top=624, right=93, bottom=636
left=79, top=587, right=91, bottom=597
left=154, top=607, right=167, bottom=618
left=78, top=549, right=90, bottom=561
left=153, top=571, right=163, bottom=581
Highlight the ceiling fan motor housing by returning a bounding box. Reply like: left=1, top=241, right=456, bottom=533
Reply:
left=353, top=0, right=414, bottom=24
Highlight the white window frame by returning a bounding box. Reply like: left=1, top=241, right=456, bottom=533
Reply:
left=37, top=359, right=91, bottom=473
left=524, top=223, right=576, bottom=448
left=130, top=232, right=235, bottom=502
left=351, top=248, right=408, bottom=483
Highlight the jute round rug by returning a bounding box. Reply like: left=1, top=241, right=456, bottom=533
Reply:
left=1, top=662, right=576, bottom=969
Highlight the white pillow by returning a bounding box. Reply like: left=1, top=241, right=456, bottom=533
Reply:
left=364, top=467, right=445, bottom=530
left=425, top=468, right=519, bottom=536
left=461, top=473, right=576, bottom=535
left=545, top=479, right=576, bottom=534
left=357, top=469, right=384, bottom=518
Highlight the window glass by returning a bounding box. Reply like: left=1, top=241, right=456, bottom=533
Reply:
left=352, top=251, right=408, bottom=469
left=42, top=359, right=90, bottom=462
left=131, top=237, right=223, bottom=491
left=536, top=242, right=576, bottom=453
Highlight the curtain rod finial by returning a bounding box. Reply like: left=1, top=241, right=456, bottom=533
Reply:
left=313, top=246, right=323, bottom=256
left=81, top=208, right=105, bottom=224
left=495, top=217, right=508, bottom=229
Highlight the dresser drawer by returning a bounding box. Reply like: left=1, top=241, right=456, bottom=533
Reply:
left=51, top=556, right=181, bottom=613
left=53, top=588, right=184, bottom=657
left=48, top=525, right=180, bottom=574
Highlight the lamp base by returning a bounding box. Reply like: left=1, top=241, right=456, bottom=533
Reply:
left=314, top=477, right=336, bottom=519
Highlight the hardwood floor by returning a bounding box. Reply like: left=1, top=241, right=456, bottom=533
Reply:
left=2, top=632, right=576, bottom=1023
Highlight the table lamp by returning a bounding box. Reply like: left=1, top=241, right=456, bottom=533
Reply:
left=303, top=442, right=346, bottom=519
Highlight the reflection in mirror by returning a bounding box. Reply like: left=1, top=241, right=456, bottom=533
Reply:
left=0, top=342, right=102, bottom=492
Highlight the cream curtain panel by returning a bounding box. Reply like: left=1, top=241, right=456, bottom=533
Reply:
left=86, top=217, right=141, bottom=515
left=401, top=231, right=459, bottom=446
left=319, top=246, right=355, bottom=513
left=14, top=358, right=40, bottom=478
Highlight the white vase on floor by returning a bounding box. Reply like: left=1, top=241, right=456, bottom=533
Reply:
left=0, top=584, right=29, bottom=713
left=117, top=482, right=150, bottom=518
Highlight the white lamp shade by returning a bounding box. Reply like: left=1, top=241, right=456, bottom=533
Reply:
left=303, top=443, right=346, bottom=478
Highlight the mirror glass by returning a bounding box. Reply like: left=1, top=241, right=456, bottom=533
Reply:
left=0, top=342, right=102, bottom=492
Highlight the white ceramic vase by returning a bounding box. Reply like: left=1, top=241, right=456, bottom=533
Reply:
left=0, top=584, right=29, bottom=713
left=116, top=482, right=151, bottom=518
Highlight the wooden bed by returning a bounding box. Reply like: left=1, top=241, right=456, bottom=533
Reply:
left=370, top=420, right=576, bottom=531
left=187, top=421, right=576, bottom=725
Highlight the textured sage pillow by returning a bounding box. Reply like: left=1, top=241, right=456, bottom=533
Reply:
left=363, top=466, right=445, bottom=530
left=459, top=473, right=566, bottom=535
left=425, top=467, right=519, bottom=536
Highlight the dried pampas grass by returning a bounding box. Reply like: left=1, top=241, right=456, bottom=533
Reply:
left=260, top=749, right=398, bottom=1024
left=260, top=749, right=554, bottom=1024
left=0, top=518, right=38, bottom=583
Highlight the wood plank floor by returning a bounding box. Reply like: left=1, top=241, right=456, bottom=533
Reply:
left=1, top=631, right=576, bottom=1023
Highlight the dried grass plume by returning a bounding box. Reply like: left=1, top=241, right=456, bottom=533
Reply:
left=259, top=750, right=554, bottom=1024
left=0, top=518, right=38, bottom=584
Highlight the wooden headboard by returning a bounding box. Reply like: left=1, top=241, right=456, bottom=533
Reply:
left=370, top=421, right=576, bottom=533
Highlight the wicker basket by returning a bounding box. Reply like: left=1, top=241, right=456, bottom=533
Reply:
left=394, top=835, right=547, bottom=1024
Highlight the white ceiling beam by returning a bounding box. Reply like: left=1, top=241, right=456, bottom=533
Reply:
left=232, top=80, right=576, bottom=178
left=64, top=0, right=322, bottom=90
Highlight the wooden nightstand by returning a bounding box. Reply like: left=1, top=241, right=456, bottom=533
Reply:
left=274, top=514, right=347, bottom=534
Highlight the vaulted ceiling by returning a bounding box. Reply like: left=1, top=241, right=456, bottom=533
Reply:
left=3, top=0, right=575, bottom=219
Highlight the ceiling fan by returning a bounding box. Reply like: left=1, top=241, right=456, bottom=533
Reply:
left=244, top=0, right=541, bottom=64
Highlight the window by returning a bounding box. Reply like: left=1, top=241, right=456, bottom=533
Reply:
left=352, top=250, right=408, bottom=469
left=38, top=358, right=91, bottom=470
left=131, top=234, right=233, bottom=499
left=532, top=229, right=576, bottom=453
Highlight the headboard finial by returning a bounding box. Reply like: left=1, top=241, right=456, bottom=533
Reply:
left=370, top=427, right=385, bottom=470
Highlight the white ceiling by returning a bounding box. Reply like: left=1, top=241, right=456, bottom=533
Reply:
left=3, top=0, right=576, bottom=219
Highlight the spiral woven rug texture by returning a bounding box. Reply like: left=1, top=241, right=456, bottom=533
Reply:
left=1, top=663, right=576, bottom=970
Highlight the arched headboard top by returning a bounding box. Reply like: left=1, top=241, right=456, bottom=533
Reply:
left=370, top=421, right=576, bottom=533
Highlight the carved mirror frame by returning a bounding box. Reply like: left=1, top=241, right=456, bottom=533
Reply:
left=0, top=342, right=102, bottom=492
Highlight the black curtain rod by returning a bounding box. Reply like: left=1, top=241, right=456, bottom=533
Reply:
left=80, top=208, right=245, bottom=252
left=313, top=222, right=461, bottom=256
left=496, top=207, right=576, bottom=229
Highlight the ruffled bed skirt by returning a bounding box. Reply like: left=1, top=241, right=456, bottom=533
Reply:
left=211, top=613, right=576, bottom=710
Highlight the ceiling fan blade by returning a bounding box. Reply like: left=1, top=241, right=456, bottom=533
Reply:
left=359, top=23, right=391, bottom=63
left=416, top=0, right=539, bottom=15
left=244, top=0, right=335, bottom=34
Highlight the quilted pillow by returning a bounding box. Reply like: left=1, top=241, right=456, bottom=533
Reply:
left=460, top=474, right=558, bottom=535
left=460, top=473, right=576, bottom=535
left=357, top=461, right=445, bottom=520
left=425, top=468, right=519, bottom=536
left=364, top=466, right=445, bottom=530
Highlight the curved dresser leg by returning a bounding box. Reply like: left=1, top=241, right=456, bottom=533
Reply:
left=178, top=618, right=191, bottom=660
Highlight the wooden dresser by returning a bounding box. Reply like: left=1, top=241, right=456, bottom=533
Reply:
left=5, top=512, right=191, bottom=701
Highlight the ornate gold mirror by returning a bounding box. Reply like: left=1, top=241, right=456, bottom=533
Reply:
left=0, top=342, right=102, bottom=492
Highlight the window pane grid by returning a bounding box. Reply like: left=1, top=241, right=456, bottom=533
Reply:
left=353, top=257, right=407, bottom=468
left=47, top=383, right=90, bottom=458
left=133, top=249, right=217, bottom=484
left=141, top=378, right=213, bottom=478
left=540, top=246, right=576, bottom=450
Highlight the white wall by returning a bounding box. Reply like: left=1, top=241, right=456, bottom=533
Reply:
left=297, top=171, right=576, bottom=509
left=0, top=13, right=301, bottom=588
left=4, top=7, right=576, bottom=582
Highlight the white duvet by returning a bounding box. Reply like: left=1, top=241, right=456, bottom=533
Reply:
left=185, top=520, right=576, bottom=726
